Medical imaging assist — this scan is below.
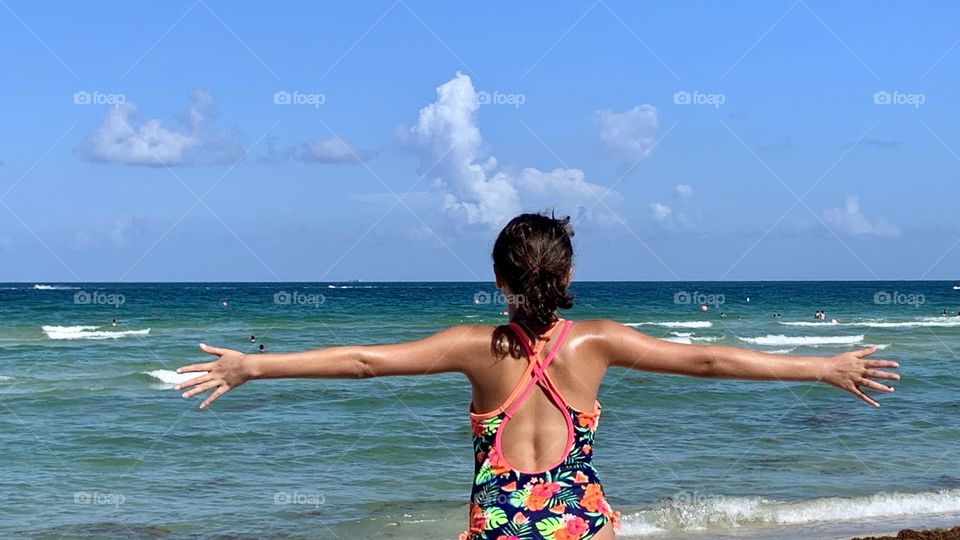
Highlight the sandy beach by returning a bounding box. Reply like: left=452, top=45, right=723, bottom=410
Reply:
left=853, top=526, right=960, bottom=539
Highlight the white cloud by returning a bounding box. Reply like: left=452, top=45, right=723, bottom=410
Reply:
left=299, top=137, right=375, bottom=164
left=70, top=215, right=149, bottom=250
left=648, top=184, right=703, bottom=231
left=77, top=90, right=243, bottom=167
left=405, top=73, right=615, bottom=227
left=649, top=202, right=672, bottom=221
left=823, top=196, right=900, bottom=237
left=596, top=105, right=659, bottom=161
left=109, top=215, right=148, bottom=248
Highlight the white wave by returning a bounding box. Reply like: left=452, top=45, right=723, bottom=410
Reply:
left=42, top=325, right=150, bottom=340
left=669, top=331, right=693, bottom=337
left=145, top=370, right=207, bottom=385
left=619, top=489, right=960, bottom=535
left=33, top=284, right=79, bottom=290
left=327, top=285, right=375, bottom=289
left=0, top=375, right=12, bottom=382
left=626, top=321, right=713, bottom=329
left=691, top=336, right=721, bottom=342
left=763, top=348, right=796, bottom=354
left=737, top=334, right=864, bottom=346
left=781, top=318, right=960, bottom=329
left=660, top=336, right=692, bottom=344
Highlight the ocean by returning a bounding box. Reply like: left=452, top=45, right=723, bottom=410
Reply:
left=1, top=281, right=958, bottom=539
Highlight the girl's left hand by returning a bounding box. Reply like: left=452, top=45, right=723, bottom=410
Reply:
left=174, top=343, right=251, bottom=409
left=822, top=346, right=900, bottom=407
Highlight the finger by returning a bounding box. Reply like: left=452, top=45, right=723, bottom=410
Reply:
left=858, top=378, right=894, bottom=393
left=182, top=380, right=220, bottom=399
left=865, top=359, right=899, bottom=369
left=854, top=346, right=878, bottom=358
left=864, top=369, right=900, bottom=381
left=851, top=386, right=880, bottom=407
left=174, top=374, right=211, bottom=391
left=176, top=362, right=214, bottom=374
left=200, top=386, right=229, bottom=409
left=199, top=343, right=228, bottom=357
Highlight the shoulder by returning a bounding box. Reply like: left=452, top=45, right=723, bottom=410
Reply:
left=427, top=324, right=500, bottom=354
left=566, top=318, right=632, bottom=342
left=565, top=319, right=654, bottom=358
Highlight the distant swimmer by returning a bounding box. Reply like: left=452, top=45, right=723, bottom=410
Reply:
left=250, top=335, right=256, bottom=343
left=111, top=318, right=118, bottom=327
left=719, top=312, right=726, bottom=318
left=700, top=304, right=709, bottom=312
left=773, top=313, right=782, bottom=319
left=258, top=344, right=265, bottom=353
left=829, top=318, right=838, bottom=325
left=943, top=309, right=949, bottom=317
left=737, top=315, right=742, bottom=320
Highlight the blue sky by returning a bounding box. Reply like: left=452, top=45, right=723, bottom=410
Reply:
left=1, top=1, right=958, bottom=281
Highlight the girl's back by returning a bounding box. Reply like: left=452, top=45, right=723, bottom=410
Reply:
left=468, top=319, right=608, bottom=473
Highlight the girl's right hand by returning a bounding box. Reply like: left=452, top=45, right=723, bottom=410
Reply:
left=174, top=343, right=252, bottom=409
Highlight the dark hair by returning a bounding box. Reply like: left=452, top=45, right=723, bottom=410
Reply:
left=491, top=212, right=575, bottom=356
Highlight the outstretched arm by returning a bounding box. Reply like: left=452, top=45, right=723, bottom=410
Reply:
left=597, top=320, right=900, bottom=407
left=174, top=325, right=479, bottom=409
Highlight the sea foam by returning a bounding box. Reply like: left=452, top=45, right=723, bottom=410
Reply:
left=737, top=334, right=864, bottom=346
left=145, top=370, right=208, bottom=385
left=618, top=489, right=960, bottom=535
left=42, top=325, right=150, bottom=340
left=627, top=321, right=713, bottom=329
left=780, top=318, right=960, bottom=329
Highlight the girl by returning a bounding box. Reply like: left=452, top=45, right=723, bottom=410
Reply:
left=175, top=213, right=900, bottom=540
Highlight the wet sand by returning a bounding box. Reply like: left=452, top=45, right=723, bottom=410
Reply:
left=853, top=526, right=960, bottom=540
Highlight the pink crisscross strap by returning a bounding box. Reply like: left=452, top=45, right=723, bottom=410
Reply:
left=492, top=319, right=576, bottom=474
left=503, top=319, right=574, bottom=419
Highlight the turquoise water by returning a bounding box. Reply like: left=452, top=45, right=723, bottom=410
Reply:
left=1, top=281, right=959, bottom=539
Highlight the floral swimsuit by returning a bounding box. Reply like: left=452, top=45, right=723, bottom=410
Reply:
left=461, top=319, right=620, bottom=540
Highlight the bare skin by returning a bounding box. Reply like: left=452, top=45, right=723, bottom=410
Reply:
left=176, top=283, right=900, bottom=539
